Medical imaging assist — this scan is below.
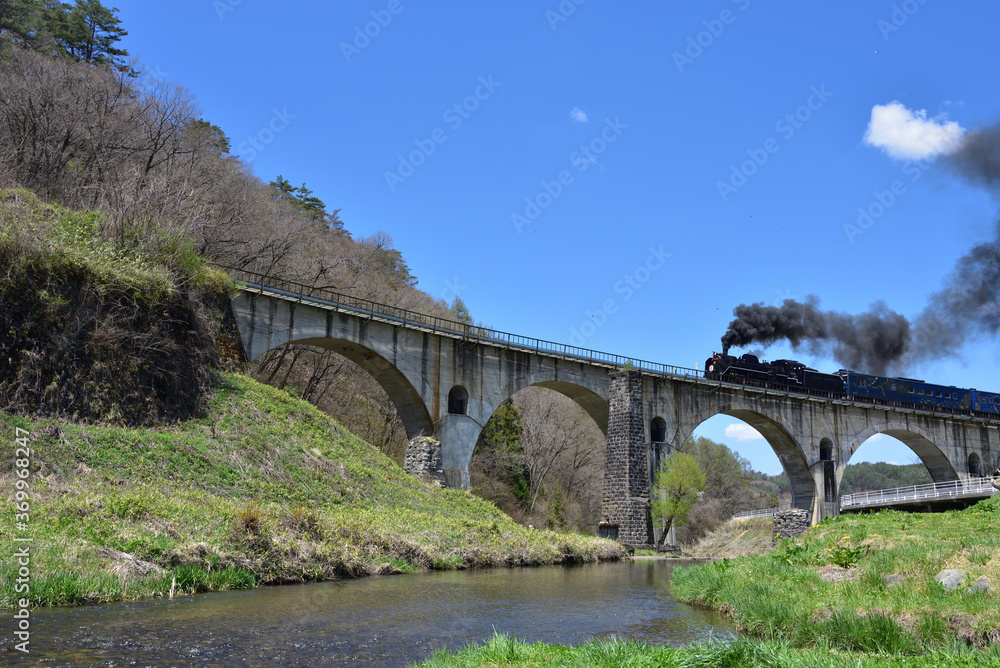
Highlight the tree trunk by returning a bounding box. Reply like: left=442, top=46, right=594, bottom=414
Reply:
left=656, top=518, right=674, bottom=548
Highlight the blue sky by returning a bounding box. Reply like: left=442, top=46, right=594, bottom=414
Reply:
left=114, top=1, right=1000, bottom=475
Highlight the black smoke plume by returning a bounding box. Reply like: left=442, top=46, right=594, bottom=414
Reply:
left=722, top=121, right=1000, bottom=375
left=721, top=298, right=909, bottom=374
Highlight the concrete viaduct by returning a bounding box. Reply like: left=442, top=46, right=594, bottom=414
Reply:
left=228, top=271, right=1000, bottom=546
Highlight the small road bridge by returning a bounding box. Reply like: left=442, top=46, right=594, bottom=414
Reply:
left=225, top=268, right=1000, bottom=546
left=840, top=477, right=998, bottom=513
left=733, top=478, right=998, bottom=521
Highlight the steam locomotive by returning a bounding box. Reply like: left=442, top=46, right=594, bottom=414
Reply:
left=704, top=351, right=1000, bottom=417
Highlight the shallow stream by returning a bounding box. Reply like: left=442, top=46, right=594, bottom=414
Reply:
left=7, top=558, right=731, bottom=667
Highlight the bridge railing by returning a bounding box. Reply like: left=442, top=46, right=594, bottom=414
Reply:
left=221, top=264, right=703, bottom=378
left=731, top=504, right=791, bottom=521
left=840, top=477, right=997, bottom=510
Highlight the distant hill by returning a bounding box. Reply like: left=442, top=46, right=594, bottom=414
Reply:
left=837, top=461, right=932, bottom=495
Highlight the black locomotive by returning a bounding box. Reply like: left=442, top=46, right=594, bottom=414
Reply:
left=705, top=352, right=842, bottom=393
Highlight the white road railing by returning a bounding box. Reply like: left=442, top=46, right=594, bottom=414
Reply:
left=840, top=477, right=998, bottom=510
left=732, top=504, right=791, bottom=521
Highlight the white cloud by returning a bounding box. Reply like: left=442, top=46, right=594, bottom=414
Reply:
left=863, top=101, right=965, bottom=160
left=570, top=107, right=589, bottom=123
left=725, top=423, right=763, bottom=442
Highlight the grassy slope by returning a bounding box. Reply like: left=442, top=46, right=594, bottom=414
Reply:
left=0, top=373, right=622, bottom=607
left=672, top=501, right=1000, bottom=652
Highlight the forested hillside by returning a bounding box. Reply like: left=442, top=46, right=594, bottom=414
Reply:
left=675, top=437, right=780, bottom=543
left=0, top=2, right=459, bottom=441
left=0, top=1, right=622, bottom=534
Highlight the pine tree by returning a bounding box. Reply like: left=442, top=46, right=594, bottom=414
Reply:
left=0, top=0, right=41, bottom=46
left=449, top=296, right=472, bottom=325
left=1, top=0, right=128, bottom=67
left=56, top=0, right=128, bottom=65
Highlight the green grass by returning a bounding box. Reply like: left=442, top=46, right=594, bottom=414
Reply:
left=413, top=631, right=1000, bottom=667
left=0, top=373, right=623, bottom=608
left=671, top=501, right=1000, bottom=652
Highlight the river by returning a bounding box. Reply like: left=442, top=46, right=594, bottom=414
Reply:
left=6, top=559, right=731, bottom=667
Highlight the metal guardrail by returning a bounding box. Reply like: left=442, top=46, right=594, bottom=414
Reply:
left=218, top=264, right=1000, bottom=423
left=840, top=477, right=998, bottom=510
left=732, top=504, right=791, bottom=521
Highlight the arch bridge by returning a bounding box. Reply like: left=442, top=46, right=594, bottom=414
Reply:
left=227, top=269, right=1000, bottom=546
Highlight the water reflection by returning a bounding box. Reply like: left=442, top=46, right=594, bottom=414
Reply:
left=6, top=559, right=730, bottom=667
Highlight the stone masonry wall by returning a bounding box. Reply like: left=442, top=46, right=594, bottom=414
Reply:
left=404, top=436, right=445, bottom=487
left=772, top=508, right=810, bottom=546
left=601, top=370, right=653, bottom=546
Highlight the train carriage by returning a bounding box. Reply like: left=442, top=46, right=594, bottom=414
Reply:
left=705, top=351, right=990, bottom=416
left=972, top=389, right=1000, bottom=415
left=840, top=372, right=971, bottom=411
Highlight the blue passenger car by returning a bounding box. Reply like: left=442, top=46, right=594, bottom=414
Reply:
left=971, top=389, right=1000, bottom=415
left=844, top=372, right=972, bottom=411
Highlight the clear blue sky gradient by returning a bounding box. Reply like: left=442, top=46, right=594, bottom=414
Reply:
left=113, top=1, right=1000, bottom=475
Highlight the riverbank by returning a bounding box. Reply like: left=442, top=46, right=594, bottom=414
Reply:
left=0, top=373, right=623, bottom=608
left=414, top=631, right=999, bottom=667
left=670, top=498, right=1000, bottom=656
left=415, top=502, right=1000, bottom=666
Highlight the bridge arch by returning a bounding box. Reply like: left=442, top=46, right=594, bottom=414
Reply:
left=846, top=422, right=959, bottom=482
left=678, top=406, right=815, bottom=513
left=278, top=335, right=435, bottom=440
left=496, top=375, right=609, bottom=435
left=529, top=381, right=608, bottom=434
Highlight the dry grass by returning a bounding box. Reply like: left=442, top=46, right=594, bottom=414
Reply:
left=685, top=517, right=774, bottom=558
